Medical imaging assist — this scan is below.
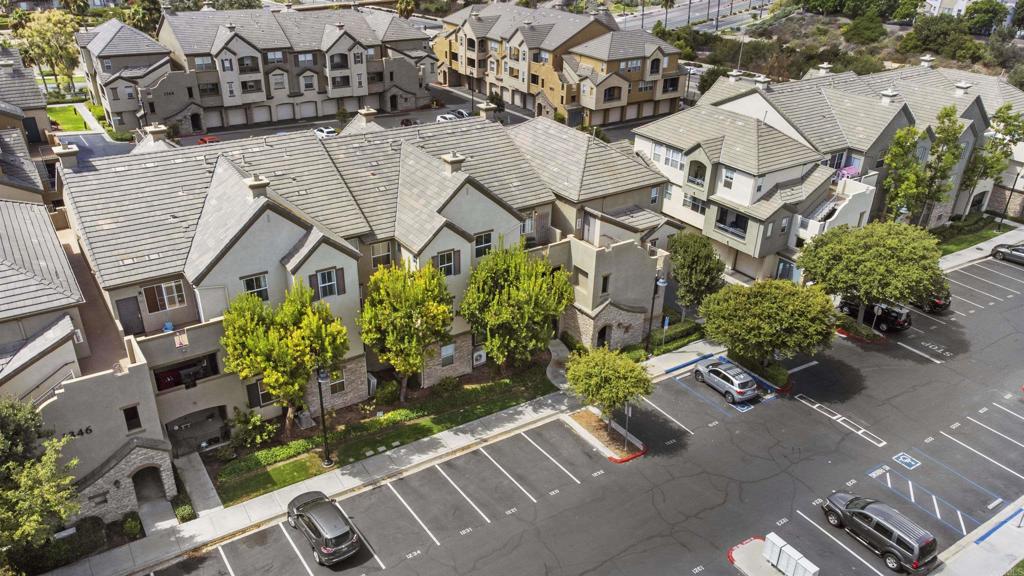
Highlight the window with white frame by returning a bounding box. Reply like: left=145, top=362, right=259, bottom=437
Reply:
left=143, top=280, right=187, bottom=313
left=102, top=59, right=112, bottom=71
left=665, top=184, right=674, bottom=201
left=474, top=232, right=492, bottom=258
left=267, top=51, right=284, bottom=64
left=781, top=216, right=790, bottom=234
left=521, top=213, right=535, bottom=234
left=723, top=168, right=735, bottom=189
left=370, top=241, right=391, bottom=268
left=664, top=147, right=682, bottom=170
left=221, top=57, right=233, bottom=71
left=766, top=221, right=774, bottom=237
left=622, top=59, right=642, bottom=72
left=440, top=343, right=455, bottom=367
left=682, top=193, right=707, bottom=214
left=436, top=250, right=455, bottom=276
left=652, top=143, right=664, bottom=163
left=649, top=187, right=659, bottom=204
left=317, top=269, right=338, bottom=298
left=243, top=273, right=268, bottom=300
left=329, top=370, right=345, bottom=394
left=638, top=80, right=654, bottom=92
left=123, top=86, right=135, bottom=99
left=756, top=176, right=765, bottom=194
left=253, top=379, right=274, bottom=406
left=195, top=56, right=214, bottom=71
left=302, top=75, right=315, bottom=91
left=297, top=52, right=314, bottom=66
left=367, top=47, right=376, bottom=58
left=353, top=52, right=363, bottom=65
left=272, top=74, right=286, bottom=90
left=226, top=81, right=235, bottom=97
left=489, top=40, right=499, bottom=50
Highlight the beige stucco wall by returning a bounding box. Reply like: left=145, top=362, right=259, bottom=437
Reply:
left=0, top=336, right=80, bottom=402
left=417, top=226, right=472, bottom=308
left=105, top=275, right=200, bottom=336
left=291, top=241, right=364, bottom=357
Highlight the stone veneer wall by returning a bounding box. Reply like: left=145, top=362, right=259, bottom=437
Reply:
left=421, top=332, right=473, bottom=387
left=561, top=303, right=647, bottom=350
left=987, top=185, right=1024, bottom=219
left=304, top=355, right=370, bottom=416
left=75, top=444, right=176, bottom=523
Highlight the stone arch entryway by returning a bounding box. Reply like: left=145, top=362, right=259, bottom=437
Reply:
left=596, top=325, right=610, bottom=348
left=132, top=466, right=176, bottom=533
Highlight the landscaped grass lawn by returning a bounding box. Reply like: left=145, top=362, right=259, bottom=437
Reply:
left=216, top=366, right=558, bottom=506
left=1006, top=558, right=1024, bottom=576
left=937, top=221, right=1005, bottom=256
left=47, top=106, right=88, bottom=131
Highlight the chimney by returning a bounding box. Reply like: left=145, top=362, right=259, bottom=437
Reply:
left=160, top=2, right=173, bottom=14
left=246, top=172, right=269, bottom=197
left=200, top=0, right=214, bottom=10
left=920, top=54, right=935, bottom=68
left=357, top=107, right=377, bottom=122
left=954, top=79, right=972, bottom=97
left=226, top=22, right=236, bottom=32
left=880, top=85, right=898, bottom=105
left=524, top=18, right=533, bottom=28
left=753, top=75, right=769, bottom=90
left=53, top=143, right=79, bottom=172
left=285, top=1, right=293, bottom=10
left=726, top=69, right=743, bottom=82
left=441, top=151, right=465, bottom=175
left=477, top=101, right=497, bottom=121
left=334, top=22, right=345, bottom=30
left=144, top=123, right=168, bottom=142
left=817, top=61, right=832, bottom=77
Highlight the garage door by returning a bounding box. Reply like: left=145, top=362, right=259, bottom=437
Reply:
left=203, top=110, right=223, bottom=129
left=624, top=104, right=638, bottom=121
left=276, top=104, right=294, bottom=121
left=363, top=94, right=380, bottom=109
left=252, top=106, right=271, bottom=123
left=735, top=252, right=761, bottom=280
left=226, top=108, right=246, bottom=126
left=320, top=99, right=337, bottom=116
left=298, top=101, right=317, bottom=119
left=605, top=107, right=621, bottom=124
left=641, top=101, right=655, bottom=118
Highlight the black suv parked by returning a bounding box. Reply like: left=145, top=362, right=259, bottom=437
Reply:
left=838, top=298, right=912, bottom=332
left=287, top=491, right=362, bottom=565
left=822, top=491, right=938, bottom=573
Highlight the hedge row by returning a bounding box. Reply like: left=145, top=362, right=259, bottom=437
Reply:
left=932, top=213, right=991, bottom=242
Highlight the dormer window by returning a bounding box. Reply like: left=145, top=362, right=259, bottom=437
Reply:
left=221, top=57, right=233, bottom=71
left=102, top=59, right=112, bottom=72
left=296, top=52, right=314, bottom=66
left=266, top=51, right=284, bottom=64
left=723, top=168, right=735, bottom=189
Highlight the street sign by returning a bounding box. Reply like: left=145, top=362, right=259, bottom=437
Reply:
left=892, top=452, right=921, bottom=470
left=625, top=403, right=632, bottom=417
left=663, top=316, right=670, bottom=329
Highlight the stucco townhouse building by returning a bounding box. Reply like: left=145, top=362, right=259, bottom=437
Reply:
left=7, top=110, right=674, bottom=523
left=0, top=46, right=57, bottom=204
left=433, top=3, right=683, bottom=126
left=76, top=6, right=437, bottom=135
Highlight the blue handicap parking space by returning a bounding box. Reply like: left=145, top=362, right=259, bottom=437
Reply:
left=892, top=452, right=921, bottom=470
left=731, top=402, right=754, bottom=413
left=867, top=464, right=983, bottom=537
left=674, top=376, right=734, bottom=417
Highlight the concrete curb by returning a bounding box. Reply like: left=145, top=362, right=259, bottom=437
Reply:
left=584, top=406, right=646, bottom=464
left=937, top=493, right=1024, bottom=564
left=559, top=413, right=615, bottom=459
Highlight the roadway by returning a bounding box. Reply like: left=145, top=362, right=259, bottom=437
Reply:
left=616, top=0, right=771, bottom=31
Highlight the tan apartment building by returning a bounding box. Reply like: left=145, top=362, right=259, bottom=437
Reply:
left=0, top=47, right=56, bottom=203
left=434, top=4, right=683, bottom=126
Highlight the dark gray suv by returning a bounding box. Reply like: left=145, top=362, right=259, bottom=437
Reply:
left=822, top=491, right=938, bottom=573
left=287, top=491, right=362, bottom=566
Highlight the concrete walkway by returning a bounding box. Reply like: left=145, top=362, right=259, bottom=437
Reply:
left=546, top=339, right=569, bottom=390
left=172, top=453, right=223, bottom=517
left=940, top=218, right=1024, bottom=271
left=933, top=494, right=1024, bottom=576
left=642, top=338, right=727, bottom=381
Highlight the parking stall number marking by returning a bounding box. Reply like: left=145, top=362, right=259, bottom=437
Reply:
left=460, top=527, right=473, bottom=536
left=591, top=470, right=605, bottom=477
left=776, top=517, right=789, bottom=527
left=548, top=489, right=560, bottom=497
left=893, top=452, right=922, bottom=470
left=406, top=550, right=422, bottom=560
left=505, top=507, right=518, bottom=516
left=692, top=566, right=705, bottom=574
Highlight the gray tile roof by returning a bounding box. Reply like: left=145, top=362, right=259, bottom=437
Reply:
left=634, top=105, right=823, bottom=175
left=710, top=164, right=833, bottom=220
left=0, top=314, right=75, bottom=385
left=100, top=57, right=170, bottom=86
left=569, top=29, right=679, bottom=61
left=395, top=143, right=466, bottom=254
left=0, top=129, right=44, bottom=194
left=129, top=133, right=180, bottom=155
left=0, top=100, right=24, bottom=120
left=62, top=131, right=370, bottom=288
left=508, top=117, right=666, bottom=202
left=81, top=19, right=169, bottom=57
left=443, top=3, right=615, bottom=50
left=0, top=200, right=83, bottom=321
left=936, top=67, right=1024, bottom=115
left=0, top=48, right=45, bottom=111
left=595, top=204, right=665, bottom=232
left=161, top=8, right=420, bottom=55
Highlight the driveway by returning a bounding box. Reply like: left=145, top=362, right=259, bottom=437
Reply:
left=57, top=133, right=134, bottom=161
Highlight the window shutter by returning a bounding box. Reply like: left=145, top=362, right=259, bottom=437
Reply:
left=453, top=250, right=461, bottom=275
left=308, top=273, right=319, bottom=301
left=246, top=382, right=261, bottom=408
left=431, top=255, right=440, bottom=269
left=336, top=267, right=346, bottom=294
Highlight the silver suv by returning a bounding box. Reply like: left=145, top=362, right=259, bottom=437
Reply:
left=693, top=359, right=758, bottom=404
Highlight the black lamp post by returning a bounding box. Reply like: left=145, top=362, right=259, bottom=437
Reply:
left=645, top=275, right=670, bottom=353
left=316, top=366, right=333, bottom=468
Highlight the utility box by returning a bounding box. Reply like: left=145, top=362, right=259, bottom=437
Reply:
left=793, top=556, right=820, bottom=576
left=762, top=532, right=786, bottom=566
left=777, top=544, right=804, bottom=575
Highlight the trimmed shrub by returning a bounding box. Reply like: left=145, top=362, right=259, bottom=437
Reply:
left=559, top=331, right=586, bottom=353
left=432, top=376, right=461, bottom=396
left=121, top=512, right=143, bottom=540
left=173, top=503, right=197, bottom=523
left=375, top=380, right=400, bottom=405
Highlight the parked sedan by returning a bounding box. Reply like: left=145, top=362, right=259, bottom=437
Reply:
left=838, top=298, right=912, bottom=332
left=287, top=491, right=361, bottom=566
left=693, top=359, right=758, bottom=404
left=196, top=135, right=221, bottom=145
left=452, top=109, right=471, bottom=119
left=435, top=114, right=458, bottom=122
left=991, top=243, right=1024, bottom=264
left=313, top=126, right=338, bottom=139
left=822, top=492, right=938, bottom=573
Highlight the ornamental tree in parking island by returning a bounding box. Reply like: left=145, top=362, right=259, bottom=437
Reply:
left=359, top=264, right=453, bottom=403
left=461, top=242, right=573, bottom=368
left=796, top=221, right=943, bottom=323
left=567, top=347, right=653, bottom=426
left=221, top=283, right=349, bottom=436
left=699, top=280, right=836, bottom=367
left=668, top=231, right=725, bottom=317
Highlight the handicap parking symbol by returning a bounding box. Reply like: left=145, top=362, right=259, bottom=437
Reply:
left=892, top=452, right=921, bottom=470
left=731, top=402, right=754, bottom=413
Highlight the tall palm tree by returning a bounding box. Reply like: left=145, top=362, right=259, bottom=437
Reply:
left=396, top=0, right=416, bottom=19
left=660, top=0, right=673, bottom=28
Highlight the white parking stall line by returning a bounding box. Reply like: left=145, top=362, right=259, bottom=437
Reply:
left=387, top=482, right=441, bottom=546
left=932, top=494, right=941, bottom=520
left=967, top=416, right=1024, bottom=449
left=434, top=465, right=491, bottom=524
left=480, top=447, right=537, bottom=504
left=907, top=308, right=949, bottom=325
left=946, top=277, right=1004, bottom=301
left=953, top=270, right=1021, bottom=294
left=279, top=523, right=316, bottom=576
left=788, top=361, right=818, bottom=374
left=954, top=309, right=968, bottom=317
left=885, top=472, right=892, bottom=488
left=940, top=432, right=1024, bottom=482
left=950, top=292, right=986, bottom=309
left=908, top=480, right=916, bottom=503
left=896, top=341, right=943, bottom=364
left=908, top=326, right=925, bottom=334
left=218, top=547, right=237, bottom=576
left=641, top=396, right=695, bottom=435
left=989, top=257, right=1024, bottom=275
left=336, top=503, right=386, bottom=570
left=992, top=402, right=1024, bottom=422
left=521, top=432, right=581, bottom=484
left=975, top=263, right=1024, bottom=284
left=957, top=510, right=967, bottom=536
left=796, top=510, right=884, bottom=576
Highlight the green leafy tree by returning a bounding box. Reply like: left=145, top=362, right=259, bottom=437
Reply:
left=124, top=0, right=161, bottom=35
left=900, top=14, right=973, bottom=59
left=920, top=105, right=966, bottom=224
left=396, top=0, right=416, bottom=18
left=461, top=242, right=573, bottom=367
left=797, top=222, right=943, bottom=323
left=883, top=106, right=964, bottom=222
left=16, top=10, right=79, bottom=92
left=1014, top=0, right=1024, bottom=29
left=660, top=0, right=673, bottom=29
left=883, top=125, right=927, bottom=219
left=964, top=0, right=1008, bottom=35
left=0, top=436, right=79, bottom=552
left=0, top=397, right=43, bottom=474
left=359, top=264, right=453, bottom=403
left=891, top=0, right=922, bottom=20
left=700, top=280, right=835, bottom=367
left=221, top=283, right=349, bottom=435
left=566, top=347, right=653, bottom=422
left=698, top=65, right=730, bottom=94
left=842, top=11, right=886, bottom=44
left=1008, top=63, right=1024, bottom=90
left=668, top=232, right=724, bottom=317
left=59, top=0, right=88, bottom=16
left=955, top=105, right=1024, bottom=213
left=9, top=8, right=29, bottom=33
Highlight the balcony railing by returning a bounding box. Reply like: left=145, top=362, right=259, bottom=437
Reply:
left=687, top=176, right=706, bottom=186
left=714, top=222, right=747, bottom=240
left=239, top=66, right=260, bottom=74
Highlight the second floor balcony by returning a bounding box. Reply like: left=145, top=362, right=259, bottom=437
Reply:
left=714, top=208, right=749, bottom=241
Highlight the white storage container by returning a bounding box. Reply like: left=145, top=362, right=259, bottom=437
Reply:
left=762, top=532, right=786, bottom=567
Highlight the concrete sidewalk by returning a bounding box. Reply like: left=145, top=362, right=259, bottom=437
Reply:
left=932, top=494, right=1024, bottom=576
left=643, top=338, right=726, bottom=381
left=48, top=391, right=575, bottom=576
left=940, top=219, right=1024, bottom=271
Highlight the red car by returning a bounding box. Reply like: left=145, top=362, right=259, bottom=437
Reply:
left=197, top=135, right=221, bottom=145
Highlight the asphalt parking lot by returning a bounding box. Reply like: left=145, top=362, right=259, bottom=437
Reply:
left=155, top=258, right=1024, bottom=576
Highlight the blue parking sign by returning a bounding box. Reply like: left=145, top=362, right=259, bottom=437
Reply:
left=892, top=452, right=921, bottom=470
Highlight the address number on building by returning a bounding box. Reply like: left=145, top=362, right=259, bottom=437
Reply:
left=63, top=426, right=93, bottom=438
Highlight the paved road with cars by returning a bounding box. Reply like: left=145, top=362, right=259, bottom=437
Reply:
left=155, top=256, right=1024, bottom=575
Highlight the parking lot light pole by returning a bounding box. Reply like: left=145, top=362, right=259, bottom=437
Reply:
left=316, top=367, right=333, bottom=468
left=645, top=275, right=670, bottom=353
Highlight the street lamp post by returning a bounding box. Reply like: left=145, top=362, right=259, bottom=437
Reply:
left=645, top=275, right=670, bottom=353
left=641, top=0, right=646, bottom=30
left=715, top=0, right=722, bottom=30
left=686, top=0, right=691, bottom=25
left=316, top=367, right=333, bottom=468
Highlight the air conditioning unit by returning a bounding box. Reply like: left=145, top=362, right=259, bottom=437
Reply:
left=472, top=348, right=487, bottom=367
